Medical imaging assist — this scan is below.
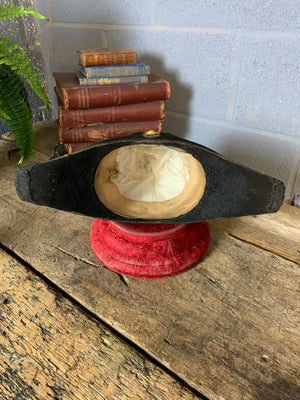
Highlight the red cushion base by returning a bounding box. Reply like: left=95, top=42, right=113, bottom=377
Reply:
left=90, top=220, right=210, bottom=278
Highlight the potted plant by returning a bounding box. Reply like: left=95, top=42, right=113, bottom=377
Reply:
left=0, top=4, right=50, bottom=165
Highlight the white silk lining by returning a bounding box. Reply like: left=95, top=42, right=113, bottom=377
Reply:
left=111, top=145, right=190, bottom=202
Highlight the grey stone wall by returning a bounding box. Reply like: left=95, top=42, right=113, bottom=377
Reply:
left=0, top=0, right=52, bottom=136
left=34, top=0, right=300, bottom=203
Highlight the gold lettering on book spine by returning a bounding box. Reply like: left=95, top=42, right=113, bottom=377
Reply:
left=77, top=88, right=90, bottom=108
left=70, top=129, right=76, bottom=143
left=114, top=86, right=122, bottom=105
left=97, top=77, right=121, bottom=85
left=85, top=54, right=101, bottom=65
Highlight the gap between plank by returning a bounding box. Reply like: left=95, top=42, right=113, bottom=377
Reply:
left=0, top=242, right=209, bottom=400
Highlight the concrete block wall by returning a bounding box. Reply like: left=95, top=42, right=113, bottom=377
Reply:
left=34, top=0, right=300, bottom=203
left=0, top=0, right=52, bottom=136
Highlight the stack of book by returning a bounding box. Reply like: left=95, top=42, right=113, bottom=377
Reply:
left=53, top=48, right=171, bottom=153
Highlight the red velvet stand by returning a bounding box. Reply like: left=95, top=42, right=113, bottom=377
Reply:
left=90, top=220, right=210, bottom=279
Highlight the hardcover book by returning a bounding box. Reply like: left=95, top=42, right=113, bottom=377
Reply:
left=58, top=101, right=165, bottom=129
left=64, top=142, right=94, bottom=153
left=53, top=72, right=170, bottom=109
left=59, top=120, right=162, bottom=143
left=80, top=62, right=150, bottom=78
left=77, top=72, right=149, bottom=87
left=77, top=47, right=137, bottom=66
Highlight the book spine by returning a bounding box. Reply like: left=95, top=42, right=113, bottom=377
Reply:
left=82, top=52, right=137, bottom=67
left=77, top=74, right=149, bottom=87
left=65, top=142, right=93, bottom=153
left=59, top=101, right=165, bottom=129
left=59, top=121, right=162, bottom=143
left=63, top=81, right=170, bottom=109
left=81, top=63, right=151, bottom=78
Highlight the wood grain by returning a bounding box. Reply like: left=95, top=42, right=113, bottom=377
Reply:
left=211, top=203, right=300, bottom=263
left=33, top=120, right=60, bottom=156
left=0, top=248, right=202, bottom=400
left=1, top=146, right=299, bottom=400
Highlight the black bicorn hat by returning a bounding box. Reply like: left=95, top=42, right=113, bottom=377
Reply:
left=15, top=132, right=285, bottom=224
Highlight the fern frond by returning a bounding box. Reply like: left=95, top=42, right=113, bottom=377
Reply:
left=0, top=5, right=45, bottom=21
left=0, top=4, right=50, bottom=164
left=0, top=38, right=50, bottom=110
left=0, top=65, right=34, bottom=165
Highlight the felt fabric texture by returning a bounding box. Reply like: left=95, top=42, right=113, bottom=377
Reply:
left=90, top=220, right=210, bottom=278
left=15, top=132, right=285, bottom=223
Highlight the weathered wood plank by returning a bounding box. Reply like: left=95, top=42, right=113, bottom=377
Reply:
left=211, top=203, right=300, bottom=264
left=1, top=150, right=299, bottom=400
left=33, top=120, right=60, bottom=156
left=2, top=120, right=59, bottom=157
left=0, top=248, right=202, bottom=400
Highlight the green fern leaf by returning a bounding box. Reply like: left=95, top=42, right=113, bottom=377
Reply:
left=0, top=38, right=50, bottom=110
left=0, top=65, right=34, bottom=165
left=0, top=107, right=11, bottom=123
left=0, top=5, right=45, bottom=21
left=0, top=4, right=50, bottom=164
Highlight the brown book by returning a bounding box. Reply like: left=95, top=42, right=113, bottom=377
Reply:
left=58, top=101, right=165, bottom=129
left=53, top=72, right=170, bottom=109
left=59, top=120, right=162, bottom=143
left=77, top=47, right=137, bottom=66
left=65, top=142, right=93, bottom=153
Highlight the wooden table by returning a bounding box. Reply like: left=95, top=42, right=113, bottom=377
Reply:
left=0, top=122, right=299, bottom=400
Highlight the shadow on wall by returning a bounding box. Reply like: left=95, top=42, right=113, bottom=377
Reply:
left=48, top=31, right=194, bottom=128
left=138, top=53, right=192, bottom=139
left=219, top=136, right=290, bottom=199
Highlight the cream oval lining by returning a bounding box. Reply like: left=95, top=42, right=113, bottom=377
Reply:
left=94, top=144, right=206, bottom=219
left=111, top=145, right=191, bottom=202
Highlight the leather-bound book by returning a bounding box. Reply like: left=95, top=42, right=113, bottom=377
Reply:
left=77, top=47, right=137, bottom=67
left=58, top=101, right=165, bottom=129
left=58, top=121, right=162, bottom=143
left=53, top=73, right=170, bottom=109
